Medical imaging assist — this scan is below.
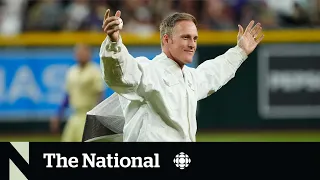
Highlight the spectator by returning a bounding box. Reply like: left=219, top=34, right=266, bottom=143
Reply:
left=122, top=1, right=156, bottom=35
left=201, top=0, right=235, bottom=30
left=25, top=0, right=64, bottom=31
left=64, top=0, right=91, bottom=31
left=15, top=0, right=319, bottom=33
left=0, top=0, right=26, bottom=35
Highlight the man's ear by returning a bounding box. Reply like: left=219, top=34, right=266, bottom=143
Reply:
left=163, top=34, right=169, bottom=45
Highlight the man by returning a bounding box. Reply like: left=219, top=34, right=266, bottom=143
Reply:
left=51, top=43, right=105, bottom=142
left=99, top=9, right=264, bottom=142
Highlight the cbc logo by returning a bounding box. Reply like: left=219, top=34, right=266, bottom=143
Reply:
left=173, top=152, right=191, bottom=169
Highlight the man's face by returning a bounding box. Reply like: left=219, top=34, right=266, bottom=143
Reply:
left=75, top=44, right=91, bottom=65
left=167, top=20, right=198, bottom=65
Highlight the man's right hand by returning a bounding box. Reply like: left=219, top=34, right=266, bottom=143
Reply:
left=102, top=9, right=123, bottom=42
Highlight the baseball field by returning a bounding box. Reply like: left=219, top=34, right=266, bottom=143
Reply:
left=1, top=130, right=319, bottom=142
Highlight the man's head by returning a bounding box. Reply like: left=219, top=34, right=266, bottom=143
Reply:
left=74, top=43, right=92, bottom=66
left=160, top=12, right=198, bottom=67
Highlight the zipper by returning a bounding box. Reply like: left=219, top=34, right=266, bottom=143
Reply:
left=183, top=71, right=193, bottom=141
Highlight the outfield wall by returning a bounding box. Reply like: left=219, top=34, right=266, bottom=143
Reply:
left=0, top=30, right=319, bottom=132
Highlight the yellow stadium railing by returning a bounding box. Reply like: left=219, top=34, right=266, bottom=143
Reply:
left=0, top=29, right=319, bottom=46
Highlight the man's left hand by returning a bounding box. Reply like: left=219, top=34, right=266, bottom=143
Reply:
left=237, top=20, right=264, bottom=56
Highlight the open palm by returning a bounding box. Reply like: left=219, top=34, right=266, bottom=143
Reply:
left=237, top=20, right=264, bottom=56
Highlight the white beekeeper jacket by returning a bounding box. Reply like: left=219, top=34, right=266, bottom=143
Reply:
left=99, top=36, right=248, bottom=142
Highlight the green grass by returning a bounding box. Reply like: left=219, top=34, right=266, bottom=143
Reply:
left=1, top=130, right=320, bottom=142
left=196, top=130, right=320, bottom=142
left=0, top=134, right=60, bottom=142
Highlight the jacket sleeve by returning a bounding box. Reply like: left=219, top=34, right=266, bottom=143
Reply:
left=99, top=36, right=145, bottom=102
left=194, top=45, right=248, bottom=101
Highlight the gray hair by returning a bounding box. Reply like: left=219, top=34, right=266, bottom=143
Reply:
left=159, top=12, right=197, bottom=46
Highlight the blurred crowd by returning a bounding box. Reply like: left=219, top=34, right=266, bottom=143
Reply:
left=0, top=0, right=320, bottom=35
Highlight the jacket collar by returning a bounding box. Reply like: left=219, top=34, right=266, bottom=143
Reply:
left=155, top=52, right=186, bottom=80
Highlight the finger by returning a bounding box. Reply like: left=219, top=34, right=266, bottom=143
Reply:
left=255, top=34, right=264, bottom=44
left=253, top=26, right=263, bottom=39
left=105, top=25, right=120, bottom=34
left=104, top=19, right=121, bottom=31
left=239, top=25, right=244, bottom=35
left=238, top=25, right=244, bottom=37
left=115, top=10, right=121, bottom=18
left=104, top=9, right=110, bottom=21
left=254, top=26, right=263, bottom=38
left=102, top=16, right=119, bottom=28
left=102, top=17, right=118, bottom=27
left=245, top=20, right=254, bottom=33
left=107, top=28, right=120, bottom=35
left=102, top=18, right=108, bottom=28
left=250, top=23, right=261, bottom=36
left=108, top=25, right=120, bottom=33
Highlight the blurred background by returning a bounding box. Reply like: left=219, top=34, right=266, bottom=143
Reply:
left=0, top=0, right=320, bottom=142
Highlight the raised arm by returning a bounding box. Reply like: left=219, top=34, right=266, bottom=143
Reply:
left=194, top=20, right=264, bottom=100
left=100, top=9, right=144, bottom=102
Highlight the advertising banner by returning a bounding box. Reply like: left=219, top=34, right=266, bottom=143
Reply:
left=258, top=44, right=320, bottom=119
left=1, top=46, right=196, bottom=121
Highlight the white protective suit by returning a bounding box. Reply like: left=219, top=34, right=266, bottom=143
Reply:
left=99, top=36, right=248, bottom=142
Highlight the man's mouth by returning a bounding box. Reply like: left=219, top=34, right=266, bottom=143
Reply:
left=184, top=50, right=194, bottom=54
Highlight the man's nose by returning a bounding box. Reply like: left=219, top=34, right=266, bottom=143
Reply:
left=188, top=41, right=196, bottom=49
